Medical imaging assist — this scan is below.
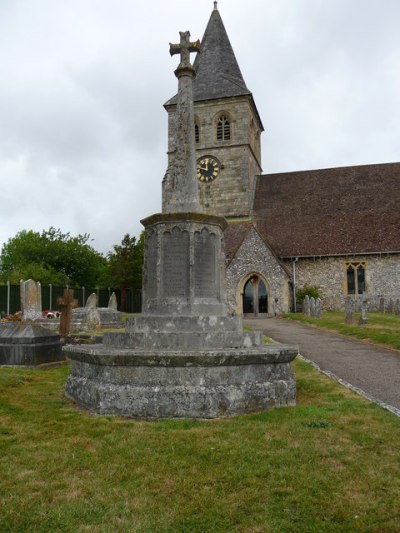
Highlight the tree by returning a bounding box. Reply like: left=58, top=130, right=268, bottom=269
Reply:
left=0, top=227, right=106, bottom=287
left=104, top=232, right=144, bottom=311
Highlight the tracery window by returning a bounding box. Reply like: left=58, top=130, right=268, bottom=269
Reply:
left=346, top=262, right=366, bottom=295
left=217, top=115, right=230, bottom=140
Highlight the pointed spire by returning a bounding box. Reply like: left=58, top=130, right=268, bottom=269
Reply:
left=165, top=5, right=251, bottom=105
left=192, top=6, right=250, bottom=101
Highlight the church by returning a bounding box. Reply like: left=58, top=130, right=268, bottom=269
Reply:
left=163, top=4, right=400, bottom=316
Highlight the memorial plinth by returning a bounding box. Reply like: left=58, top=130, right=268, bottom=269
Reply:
left=64, top=29, right=298, bottom=418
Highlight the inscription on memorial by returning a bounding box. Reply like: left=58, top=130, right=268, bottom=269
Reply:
left=194, top=229, right=216, bottom=298
left=162, top=227, right=190, bottom=297
left=145, top=231, right=157, bottom=298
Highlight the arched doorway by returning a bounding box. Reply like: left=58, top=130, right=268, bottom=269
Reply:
left=242, top=275, right=268, bottom=316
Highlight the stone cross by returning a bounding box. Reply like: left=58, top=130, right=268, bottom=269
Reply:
left=20, top=279, right=42, bottom=321
left=163, top=30, right=201, bottom=214
left=169, top=31, right=200, bottom=72
left=58, top=289, right=78, bottom=337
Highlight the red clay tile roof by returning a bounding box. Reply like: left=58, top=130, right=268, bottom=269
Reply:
left=253, top=162, right=400, bottom=257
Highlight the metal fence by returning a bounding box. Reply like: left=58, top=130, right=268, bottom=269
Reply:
left=0, top=283, right=142, bottom=317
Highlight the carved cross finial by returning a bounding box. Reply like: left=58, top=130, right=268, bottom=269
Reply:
left=214, top=1, right=218, bottom=10
left=169, top=31, right=200, bottom=71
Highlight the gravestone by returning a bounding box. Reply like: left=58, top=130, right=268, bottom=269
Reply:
left=20, top=279, right=42, bottom=321
left=345, top=297, right=355, bottom=325
left=315, top=298, right=321, bottom=318
left=58, top=289, right=78, bottom=337
left=358, top=298, right=368, bottom=325
left=303, top=295, right=311, bottom=317
left=108, top=292, right=118, bottom=311
left=64, top=30, right=298, bottom=418
left=0, top=279, right=63, bottom=366
left=395, top=299, right=400, bottom=316
left=379, top=297, right=385, bottom=313
left=70, top=292, right=121, bottom=332
left=387, top=299, right=394, bottom=314
left=309, top=297, right=316, bottom=318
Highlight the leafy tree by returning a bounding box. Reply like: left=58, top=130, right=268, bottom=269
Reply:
left=0, top=227, right=106, bottom=287
left=104, top=232, right=144, bottom=311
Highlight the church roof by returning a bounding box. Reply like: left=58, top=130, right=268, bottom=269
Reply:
left=253, top=162, right=400, bottom=257
left=224, top=221, right=252, bottom=261
left=165, top=5, right=252, bottom=106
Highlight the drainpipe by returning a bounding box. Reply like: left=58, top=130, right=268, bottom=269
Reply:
left=292, top=257, right=298, bottom=313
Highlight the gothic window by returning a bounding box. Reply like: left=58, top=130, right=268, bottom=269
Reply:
left=217, top=115, right=230, bottom=141
left=346, top=262, right=366, bottom=295
left=195, top=123, right=199, bottom=143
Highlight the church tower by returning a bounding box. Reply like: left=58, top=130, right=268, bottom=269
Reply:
left=164, top=3, right=263, bottom=221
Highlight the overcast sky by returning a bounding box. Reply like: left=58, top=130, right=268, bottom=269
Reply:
left=1, top=0, right=399, bottom=255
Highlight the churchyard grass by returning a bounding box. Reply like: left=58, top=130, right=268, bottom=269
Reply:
left=1, top=361, right=399, bottom=532
left=283, top=312, right=400, bottom=351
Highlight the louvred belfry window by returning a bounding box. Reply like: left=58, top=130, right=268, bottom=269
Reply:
left=195, top=123, right=199, bottom=143
left=217, top=115, right=230, bottom=140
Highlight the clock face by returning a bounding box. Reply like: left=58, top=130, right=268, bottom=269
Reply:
left=197, top=156, right=220, bottom=183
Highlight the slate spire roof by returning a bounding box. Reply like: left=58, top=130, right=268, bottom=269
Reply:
left=165, top=5, right=252, bottom=105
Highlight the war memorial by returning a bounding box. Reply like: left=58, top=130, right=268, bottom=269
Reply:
left=64, top=25, right=298, bottom=418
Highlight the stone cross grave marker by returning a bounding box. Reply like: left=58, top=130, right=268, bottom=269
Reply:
left=58, top=289, right=78, bottom=337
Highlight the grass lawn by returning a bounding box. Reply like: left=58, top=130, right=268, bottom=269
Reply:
left=1, top=360, right=399, bottom=532
left=283, top=312, right=400, bottom=352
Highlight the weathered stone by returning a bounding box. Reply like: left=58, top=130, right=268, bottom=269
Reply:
left=64, top=25, right=298, bottom=418
left=85, top=293, right=97, bottom=309
left=395, top=299, right=400, bottom=315
left=309, top=297, right=316, bottom=317
left=0, top=323, right=63, bottom=366
left=315, top=297, right=321, bottom=318
left=20, top=279, right=42, bottom=321
left=358, top=299, right=368, bottom=325
left=303, top=295, right=311, bottom=316
left=345, top=297, right=355, bottom=325
left=379, top=297, right=385, bottom=313
left=108, top=292, right=118, bottom=310
left=57, top=289, right=78, bottom=337
left=387, top=299, right=394, bottom=314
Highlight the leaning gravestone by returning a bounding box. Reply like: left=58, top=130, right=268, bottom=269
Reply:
left=345, top=296, right=355, bottom=325
left=0, top=279, right=63, bottom=366
left=64, top=30, right=298, bottom=418
left=303, top=295, right=311, bottom=316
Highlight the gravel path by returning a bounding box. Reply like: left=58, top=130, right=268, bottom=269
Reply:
left=244, top=317, right=400, bottom=414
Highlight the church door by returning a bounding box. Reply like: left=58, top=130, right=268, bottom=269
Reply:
left=242, top=276, right=268, bottom=316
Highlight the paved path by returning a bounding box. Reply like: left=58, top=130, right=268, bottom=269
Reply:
left=244, top=317, right=400, bottom=414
